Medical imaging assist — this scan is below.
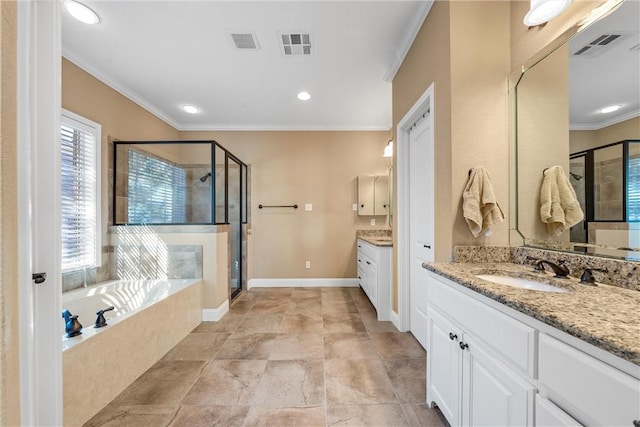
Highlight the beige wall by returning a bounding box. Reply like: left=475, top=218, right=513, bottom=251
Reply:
left=62, top=58, right=181, bottom=249
left=179, top=130, right=390, bottom=279
left=571, top=117, right=640, bottom=153
left=392, top=0, right=453, bottom=265
left=0, top=1, right=20, bottom=425
left=449, top=2, right=511, bottom=247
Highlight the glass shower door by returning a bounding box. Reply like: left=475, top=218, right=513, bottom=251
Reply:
left=228, top=157, right=242, bottom=298
left=570, top=154, right=587, bottom=243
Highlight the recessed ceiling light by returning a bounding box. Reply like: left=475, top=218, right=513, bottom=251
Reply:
left=182, top=105, right=199, bottom=114
left=599, top=104, right=622, bottom=114
left=297, top=91, right=311, bottom=101
left=63, top=0, right=100, bottom=25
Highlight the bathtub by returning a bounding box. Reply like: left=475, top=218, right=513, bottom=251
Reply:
left=62, top=278, right=203, bottom=426
left=61, top=278, right=199, bottom=348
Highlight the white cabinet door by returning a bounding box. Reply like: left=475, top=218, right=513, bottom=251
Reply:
left=535, top=395, right=582, bottom=427
left=374, top=175, right=389, bottom=215
left=358, top=176, right=375, bottom=215
left=366, top=259, right=378, bottom=307
left=427, top=307, right=462, bottom=426
left=462, top=334, right=535, bottom=427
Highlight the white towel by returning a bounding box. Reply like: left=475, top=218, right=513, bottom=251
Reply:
left=463, top=166, right=505, bottom=238
left=539, top=165, right=584, bottom=236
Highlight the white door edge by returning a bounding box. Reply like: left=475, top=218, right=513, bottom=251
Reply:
left=17, top=1, right=63, bottom=425
left=396, top=83, right=435, bottom=334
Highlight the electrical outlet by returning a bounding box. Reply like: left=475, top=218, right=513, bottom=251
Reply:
left=305, top=260, right=311, bottom=269
left=352, top=203, right=358, bottom=211
left=305, top=204, right=312, bottom=211
left=370, top=218, right=376, bottom=226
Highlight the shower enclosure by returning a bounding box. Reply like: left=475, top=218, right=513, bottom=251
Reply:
left=570, top=140, right=640, bottom=249
left=113, top=141, right=249, bottom=299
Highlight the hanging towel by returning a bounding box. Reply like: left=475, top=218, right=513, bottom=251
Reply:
left=539, top=165, right=584, bottom=236
left=463, top=166, right=505, bottom=238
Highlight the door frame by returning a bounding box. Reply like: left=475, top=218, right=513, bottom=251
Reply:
left=396, top=83, right=434, bottom=333
left=17, top=1, right=63, bottom=424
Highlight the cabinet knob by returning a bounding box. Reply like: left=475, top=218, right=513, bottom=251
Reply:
left=361, top=204, right=364, bottom=208
left=449, top=333, right=457, bottom=341
left=423, top=245, right=431, bottom=249
left=366, top=261, right=371, bottom=265
left=358, top=276, right=361, bottom=279
left=459, top=342, right=469, bottom=350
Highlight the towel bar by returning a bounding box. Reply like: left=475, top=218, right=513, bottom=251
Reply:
left=259, top=204, right=298, bottom=209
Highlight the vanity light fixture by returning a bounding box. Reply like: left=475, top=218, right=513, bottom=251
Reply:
left=181, top=105, right=199, bottom=114
left=524, top=0, right=572, bottom=26
left=297, top=91, right=311, bottom=101
left=599, top=104, right=622, bottom=114
left=63, top=0, right=100, bottom=25
left=383, top=139, right=393, bottom=158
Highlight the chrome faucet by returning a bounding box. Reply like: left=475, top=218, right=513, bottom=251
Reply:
left=527, top=257, right=570, bottom=278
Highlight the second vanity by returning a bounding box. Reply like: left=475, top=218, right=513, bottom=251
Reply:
left=421, top=257, right=640, bottom=427
left=357, top=235, right=392, bottom=321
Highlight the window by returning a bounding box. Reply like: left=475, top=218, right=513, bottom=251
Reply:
left=126, top=149, right=187, bottom=223
left=60, top=110, right=101, bottom=272
left=628, top=143, right=640, bottom=222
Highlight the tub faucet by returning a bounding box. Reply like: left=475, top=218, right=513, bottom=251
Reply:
left=62, top=309, right=83, bottom=338
left=94, top=306, right=115, bottom=328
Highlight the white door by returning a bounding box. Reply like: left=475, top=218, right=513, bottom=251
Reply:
left=408, top=108, right=434, bottom=348
left=462, top=335, right=535, bottom=427
left=17, top=1, right=63, bottom=424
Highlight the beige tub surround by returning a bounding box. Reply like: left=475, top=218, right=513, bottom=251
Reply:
left=63, top=280, right=202, bottom=426
left=422, top=260, right=640, bottom=366
left=109, top=225, right=230, bottom=314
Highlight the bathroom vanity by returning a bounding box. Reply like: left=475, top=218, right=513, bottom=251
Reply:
left=421, top=260, right=640, bottom=427
left=357, top=237, right=392, bottom=321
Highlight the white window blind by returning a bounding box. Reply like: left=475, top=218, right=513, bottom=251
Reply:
left=628, top=153, right=640, bottom=221
left=60, top=111, right=101, bottom=272
left=127, top=149, right=187, bottom=223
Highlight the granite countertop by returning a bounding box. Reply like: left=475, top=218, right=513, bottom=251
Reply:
left=422, top=261, right=640, bottom=366
left=358, top=236, right=393, bottom=247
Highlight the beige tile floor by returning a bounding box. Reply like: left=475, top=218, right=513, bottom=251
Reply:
left=85, top=287, right=448, bottom=427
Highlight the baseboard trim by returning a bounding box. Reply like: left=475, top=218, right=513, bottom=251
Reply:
left=202, top=300, right=229, bottom=321
left=248, top=278, right=359, bottom=289
left=390, top=310, right=403, bottom=331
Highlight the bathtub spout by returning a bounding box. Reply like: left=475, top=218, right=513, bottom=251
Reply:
left=94, top=306, right=115, bottom=328
left=62, top=309, right=83, bottom=338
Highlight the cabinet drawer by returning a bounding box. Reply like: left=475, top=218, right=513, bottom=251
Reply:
left=427, top=274, right=536, bottom=377
left=539, top=334, right=640, bottom=426
left=357, top=239, right=377, bottom=259
left=535, top=395, right=582, bottom=427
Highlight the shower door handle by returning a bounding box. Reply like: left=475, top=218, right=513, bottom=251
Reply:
left=32, top=272, right=46, bottom=284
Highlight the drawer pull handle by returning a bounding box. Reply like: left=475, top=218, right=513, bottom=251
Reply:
left=459, top=342, right=469, bottom=350
left=449, top=333, right=457, bottom=341
left=633, top=421, right=640, bottom=427
left=424, top=245, right=431, bottom=249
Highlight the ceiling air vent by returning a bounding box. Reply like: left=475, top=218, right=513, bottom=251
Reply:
left=573, top=33, right=623, bottom=58
left=280, top=32, right=311, bottom=56
left=230, top=32, right=259, bottom=50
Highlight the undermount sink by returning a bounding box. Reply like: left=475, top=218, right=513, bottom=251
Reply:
left=475, top=274, right=569, bottom=293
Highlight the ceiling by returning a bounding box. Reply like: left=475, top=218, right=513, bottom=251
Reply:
left=568, top=0, right=640, bottom=130
left=62, top=1, right=432, bottom=131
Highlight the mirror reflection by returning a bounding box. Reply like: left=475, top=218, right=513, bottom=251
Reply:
left=516, top=0, right=640, bottom=260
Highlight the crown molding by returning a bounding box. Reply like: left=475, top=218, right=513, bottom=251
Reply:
left=570, top=110, right=640, bottom=131
left=62, top=49, right=181, bottom=130
left=382, top=0, right=434, bottom=83
left=177, top=123, right=392, bottom=132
